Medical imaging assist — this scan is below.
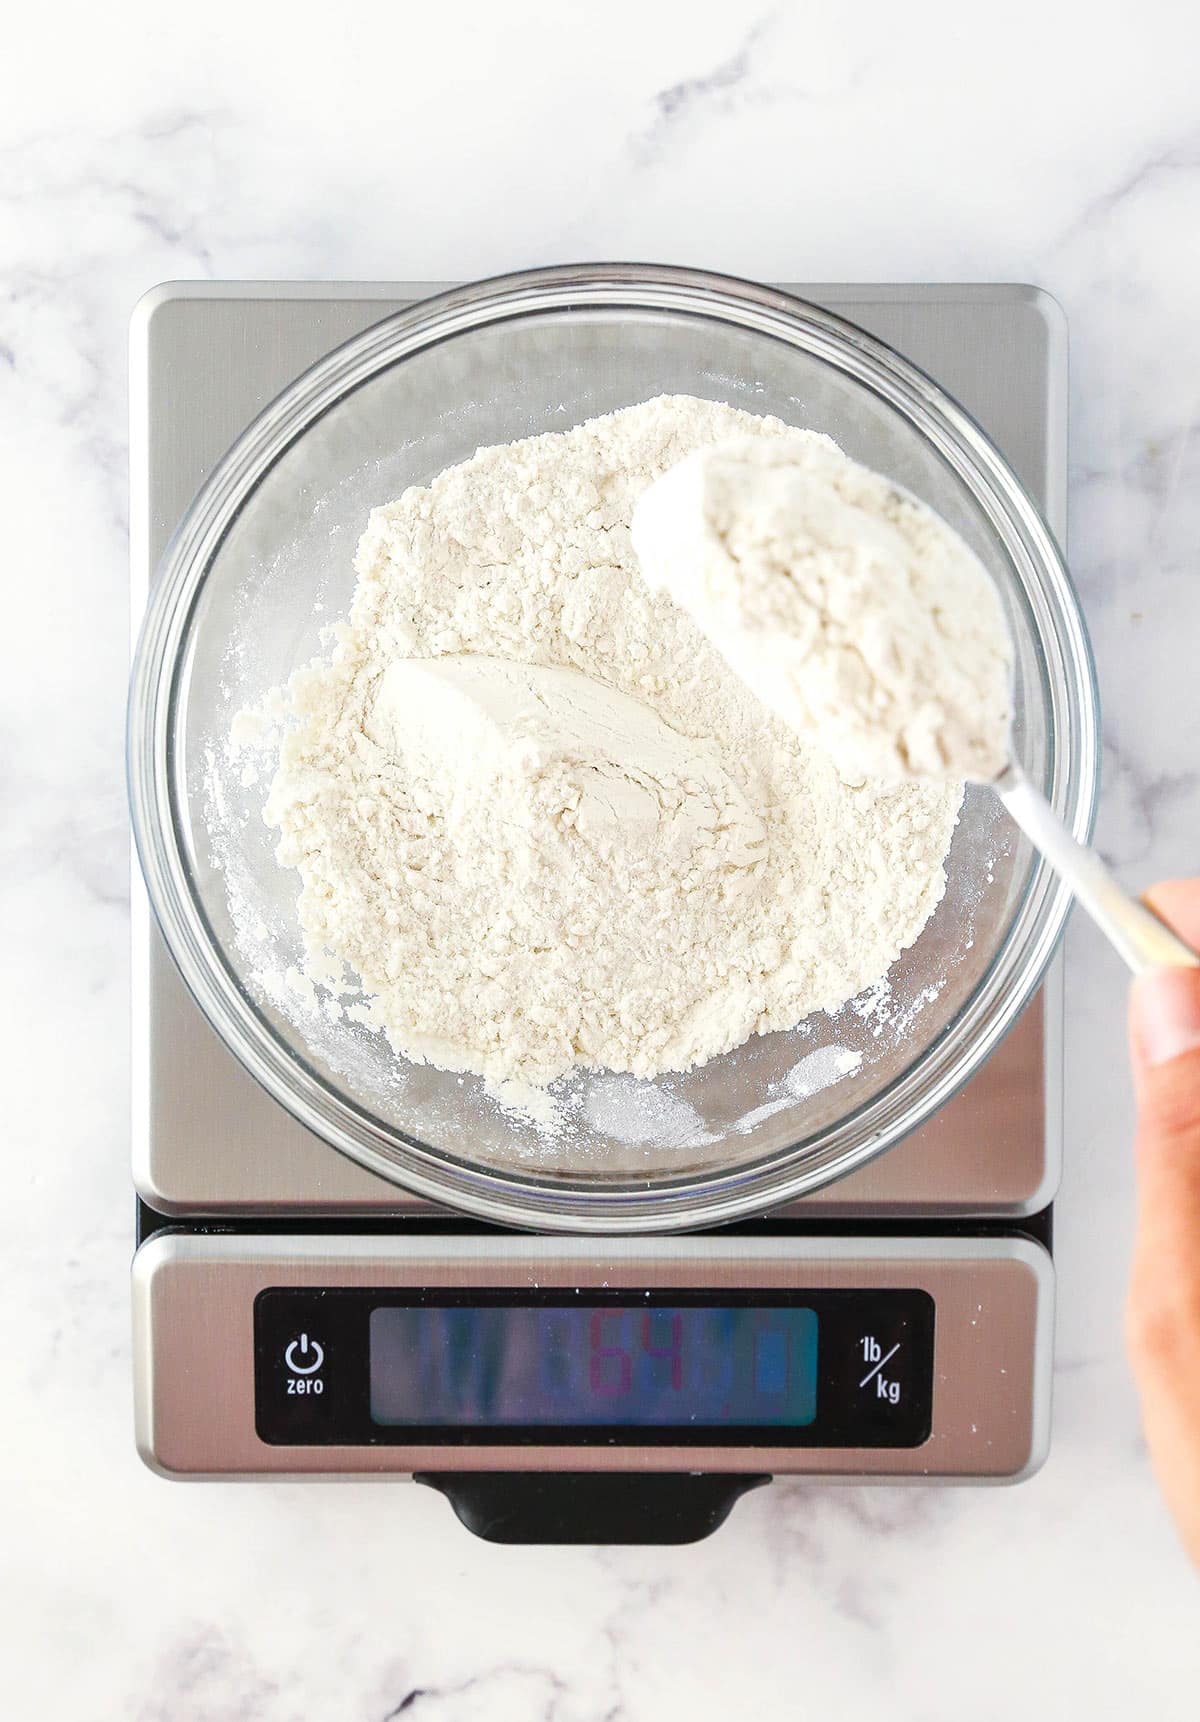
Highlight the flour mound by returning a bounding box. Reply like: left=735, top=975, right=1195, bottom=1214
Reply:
left=632, top=434, right=1013, bottom=783
left=252, top=396, right=962, bottom=1099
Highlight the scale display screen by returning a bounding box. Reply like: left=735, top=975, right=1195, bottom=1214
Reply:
left=254, top=1287, right=934, bottom=1448
left=369, top=1304, right=818, bottom=1428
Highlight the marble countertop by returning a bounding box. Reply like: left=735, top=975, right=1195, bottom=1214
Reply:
left=4, top=1, right=1199, bottom=1715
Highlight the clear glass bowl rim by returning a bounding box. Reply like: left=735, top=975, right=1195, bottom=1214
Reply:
left=127, top=262, right=1100, bottom=1234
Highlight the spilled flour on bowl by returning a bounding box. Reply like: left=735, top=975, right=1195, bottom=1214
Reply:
left=734, top=1045, right=865, bottom=1135
left=235, top=396, right=963, bottom=1114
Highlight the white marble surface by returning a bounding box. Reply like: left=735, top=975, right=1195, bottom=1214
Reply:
left=4, top=0, right=1199, bottom=1715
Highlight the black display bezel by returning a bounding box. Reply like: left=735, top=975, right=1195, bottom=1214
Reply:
left=254, top=1286, right=935, bottom=1449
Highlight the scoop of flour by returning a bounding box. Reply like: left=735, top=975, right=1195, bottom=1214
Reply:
left=631, top=435, right=1013, bottom=783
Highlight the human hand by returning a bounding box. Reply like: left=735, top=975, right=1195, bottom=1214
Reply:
left=1126, top=879, right=1200, bottom=1567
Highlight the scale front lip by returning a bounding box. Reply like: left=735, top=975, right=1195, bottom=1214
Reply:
left=132, top=1232, right=1052, bottom=1483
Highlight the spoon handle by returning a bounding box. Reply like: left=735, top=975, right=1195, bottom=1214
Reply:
left=994, top=764, right=1200, bottom=975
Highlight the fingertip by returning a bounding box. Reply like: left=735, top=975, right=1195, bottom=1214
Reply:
left=1141, top=880, right=1200, bottom=952
left=1131, top=968, right=1200, bottom=1070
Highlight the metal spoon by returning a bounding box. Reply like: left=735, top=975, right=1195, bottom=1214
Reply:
left=993, top=762, right=1199, bottom=973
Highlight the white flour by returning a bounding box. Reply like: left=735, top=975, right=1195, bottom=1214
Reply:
left=632, top=434, right=1013, bottom=783
left=733, top=1044, right=865, bottom=1134
left=245, top=397, right=963, bottom=1105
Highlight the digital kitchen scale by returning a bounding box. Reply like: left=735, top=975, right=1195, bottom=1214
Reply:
left=131, top=281, right=1065, bottom=1543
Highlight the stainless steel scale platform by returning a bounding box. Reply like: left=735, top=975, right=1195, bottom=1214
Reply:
left=131, top=282, right=1067, bottom=1540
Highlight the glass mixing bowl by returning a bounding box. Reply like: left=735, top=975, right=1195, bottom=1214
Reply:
left=128, top=264, right=1098, bottom=1233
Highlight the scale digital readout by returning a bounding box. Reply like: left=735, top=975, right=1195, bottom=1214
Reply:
left=370, top=1304, right=820, bottom=1427
left=254, top=1287, right=934, bottom=1448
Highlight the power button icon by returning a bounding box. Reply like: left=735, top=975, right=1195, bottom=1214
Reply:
left=284, top=1333, right=324, bottom=1376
